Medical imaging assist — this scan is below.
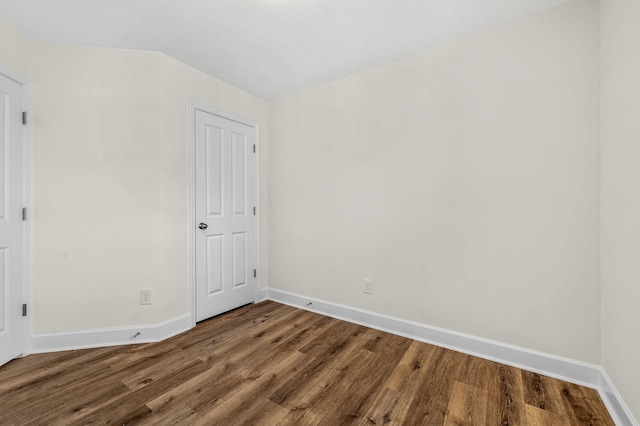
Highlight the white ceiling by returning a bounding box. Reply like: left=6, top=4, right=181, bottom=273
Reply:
left=0, top=0, right=572, bottom=99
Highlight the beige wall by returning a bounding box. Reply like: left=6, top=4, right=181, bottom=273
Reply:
left=31, top=44, right=166, bottom=329
left=0, top=19, right=268, bottom=332
left=0, top=19, right=31, bottom=80
left=269, top=0, right=600, bottom=363
left=600, top=0, right=640, bottom=419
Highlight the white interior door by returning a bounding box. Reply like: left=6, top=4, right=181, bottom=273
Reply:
left=195, top=109, right=257, bottom=322
left=0, top=74, right=25, bottom=366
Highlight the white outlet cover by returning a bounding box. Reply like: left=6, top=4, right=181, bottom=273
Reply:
left=363, top=279, right=373, bottom=294
left=140, top=289, right=152, bottom=305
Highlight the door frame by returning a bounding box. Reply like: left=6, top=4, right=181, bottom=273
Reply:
left=188, top=100, right=259, bottom=327
left=0, top=66, right=32, bottom=357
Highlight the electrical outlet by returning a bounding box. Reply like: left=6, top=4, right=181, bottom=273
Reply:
left=140, top=289, right=152, bottom=305
left=363, top=279, right=373, bottom=294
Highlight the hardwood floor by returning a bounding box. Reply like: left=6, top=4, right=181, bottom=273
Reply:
left=0, top=301, right=613, bottom=425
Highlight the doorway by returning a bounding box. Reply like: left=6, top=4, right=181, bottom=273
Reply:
left=191, top=104, right=258, bottom=322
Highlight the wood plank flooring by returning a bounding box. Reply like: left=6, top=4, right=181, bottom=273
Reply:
left=0, top=301, right=613, bottom=425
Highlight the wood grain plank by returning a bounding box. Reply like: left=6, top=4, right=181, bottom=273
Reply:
left=67, top=359, right=209, bottom=425
left=182, top=305, right=302, bottom=360
left=317, top=331, right=412, bottom=424
left=269, top=322, right=368, bottom=409
left=0, top=345, right=126, bottom=393
left=378, top=341, right=440, bottom=425
left=0, top=345, right=176, bottom=422
left=525, top=404, right=562, bottom=425
left=444, top=381, right=488, bottom=426
left=556, top=381, right=615, bottom=425
left=521, top=370, right=575, bottom=422
left=485, top=364, right=527, bottom=425
left=384, top=340, right=436, bottom=392
left=120, top=346, right=193, bottom=391
left=522, top=370, right=552, bottom=410
left=194, top=350, right=314, bottom=424
left=139, top=402, right=203, bottom=425
left=402, top=346, right=458, bottom=426
left=355, top=386, right=401, bottom=426
left=147, top=316, right=319, bottom=418
left=276, top=406, right=327, bottom=425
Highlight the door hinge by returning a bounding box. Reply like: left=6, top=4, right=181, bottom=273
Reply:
left=22, top=111, right=27, bottom=125
left=22, top=207, right=27, bottom=221
left=253, top=144, right=256, bottom=153
left=253, top=269, right=257, bottom=278
left=253, top=206, right=256, bottom=216
left=22, top=304, right=27, bottom=317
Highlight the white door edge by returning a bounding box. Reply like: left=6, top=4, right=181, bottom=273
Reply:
left=21, top=80, right=32, bottom=358
left=188, top=100, right=260, bottom=327
left=0, top=69, right=31, bottom=359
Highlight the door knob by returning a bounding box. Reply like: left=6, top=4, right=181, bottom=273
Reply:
left=198, top=223, right=208, bottom=230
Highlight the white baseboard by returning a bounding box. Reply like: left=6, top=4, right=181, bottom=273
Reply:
left=598, top=368, right=639, bottom=426
left=260, top=288, right=637, bottom=426
left=30, top=314, right=192, bottom=354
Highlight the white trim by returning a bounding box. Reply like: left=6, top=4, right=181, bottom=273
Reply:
left=598, top=368, right=639, bottom=426
left=260, top=288, right=637, bottom=425
left=188, top=102, right=197, bottom=328
left=189, top=100, right=256, bottom=128
left=21, top=80, right=32, bottom=357
left=188, top=100, right=259, bottom=326
left=253, top=122, right=261, bottom=305
left=0, top=65, right=29, bottom=86
left=30, top=314, right=192, bottom=354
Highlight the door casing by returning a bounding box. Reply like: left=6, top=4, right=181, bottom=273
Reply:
left=188, top=101, right=259, bottom=326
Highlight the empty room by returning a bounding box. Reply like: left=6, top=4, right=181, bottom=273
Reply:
left=0, top=0, right=638, bottom=424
